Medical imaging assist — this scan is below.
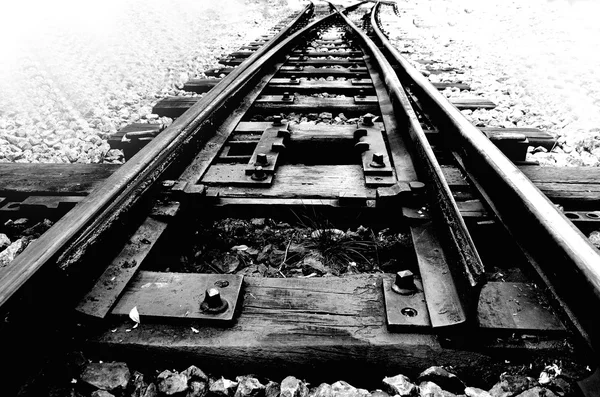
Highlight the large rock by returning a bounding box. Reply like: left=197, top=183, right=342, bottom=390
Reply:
left=210, top=377, right=239, bottom=397
left=310, top=383, right=332, bottom=397
left=330, top=381, right=368, bottom=397
left=182, top=365, right=209, bottom=383
left=0, top=233, right=10, bottom=251
left=0, top=238, right=28, bottom=267
left=265, top=381, right=280, bottom=397
left=158, top=370, right=189, bottom=395
left=418, top=382, right=456, bottom=397
left=235, top=376, right=265, bottom=397
left=280, top=376, right=309, bottom=397
left=382, top=374, right=417, bottom=396
left=489, top=375, right=538, bottom=397
left=416, top=367, right=465, bottom=394
left=80, top=362, right=131, bottom=391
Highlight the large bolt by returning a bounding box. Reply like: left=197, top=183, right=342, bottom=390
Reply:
left=251, top=166, right=268, bottom=181
left=282, top=92, right=292, bottom=101
left=409, top=181, right=426, bottom=195
left=290, top=75, right=298, bottom=83
left=200, top=287, right=228, bottom=313
left=370, top=153, right=385, bottom=168
left=362, top=113, right=374, bottom=126
left=356, top=89, right=366, bottom=99
left=392, top=270, right=416, bottom=295
left=256, top=153, right=269, bottom=166
left=294, top=63, right=303, bottom=70
left=272, top=115, right=283, bottom=126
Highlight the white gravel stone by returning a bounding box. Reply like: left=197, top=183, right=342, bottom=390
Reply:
left=0, top=0, right=301, bottom=164
left=0, top=233, right=11, bottom=251
left=379, top=0, right=600, bottom=166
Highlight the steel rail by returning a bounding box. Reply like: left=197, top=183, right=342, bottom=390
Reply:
left=0, top=3, right=326, bottom=309
left=333, top=3, right=485, bottom=327
left=370, top=1, right=600, bottom=353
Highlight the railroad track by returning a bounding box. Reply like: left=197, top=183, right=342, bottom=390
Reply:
left=2, top=1, right=600, bottom=395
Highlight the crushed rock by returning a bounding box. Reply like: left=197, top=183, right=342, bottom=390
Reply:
left=378, top=0, right=600, bottom=166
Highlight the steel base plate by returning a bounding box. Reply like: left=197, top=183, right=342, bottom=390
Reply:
left=111, top=272, right=244, bottom=324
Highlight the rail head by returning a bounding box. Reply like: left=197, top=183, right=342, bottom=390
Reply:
left=370, top=1, right=600, bottom=353
left=331, top=2, right=486, bottom=327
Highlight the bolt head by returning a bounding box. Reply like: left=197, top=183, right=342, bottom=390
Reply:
left=370, top=152, right=385, bottom=168
left=392, top=270, right=416, bottom=295
left=204, top=287, right=222, bottom=308
left=256, top=153, right=269, bottom=165
left=201, top=287, right=229, bottom=313
left=272, top=115, right=283, bottom=126
left=362, top=114, right=374, bottom=126
left=251, top=166, right=268, bottom=181
left=409, top=181, right=425, bottom=192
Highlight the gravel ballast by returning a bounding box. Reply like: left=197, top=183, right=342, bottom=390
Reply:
left=28, top=356, right=588, bottom=397
left=3, top=1, right=599, bottom=166
left=0, top=0, right=302, bottom=164
left=378, top=0, right=600, bottom=166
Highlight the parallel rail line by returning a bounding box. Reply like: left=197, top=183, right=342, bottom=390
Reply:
left=1, top=1, right=599, bottom=394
